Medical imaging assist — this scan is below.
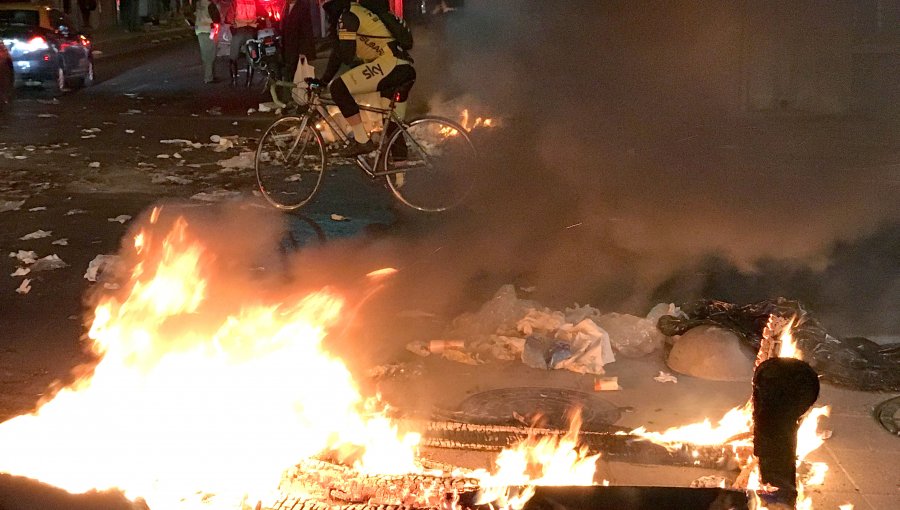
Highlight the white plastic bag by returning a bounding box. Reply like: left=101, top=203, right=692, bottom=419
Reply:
left=291, top=55, right=316, bottom=105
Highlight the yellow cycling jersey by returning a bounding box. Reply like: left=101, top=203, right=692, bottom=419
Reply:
left=337, top=3, right=399, bottom=62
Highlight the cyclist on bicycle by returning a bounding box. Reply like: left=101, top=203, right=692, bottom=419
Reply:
left=317, top=0, right=415, bottom=157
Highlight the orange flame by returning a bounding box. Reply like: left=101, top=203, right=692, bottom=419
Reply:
left=630, top=318, right=832, bottom=508
left=0, top=217, right=421, bottom=508
left=473, top=414, right=600, bottom=509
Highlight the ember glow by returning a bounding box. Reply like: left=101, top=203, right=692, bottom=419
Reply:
left=473, top=415, right=600, bottom=509
left=0, top=215, right=421, bottom=509
left=459, top=109, right=497, bottom=131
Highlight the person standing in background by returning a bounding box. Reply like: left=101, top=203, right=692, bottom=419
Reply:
left=76, top=0, right=96, bottom=31
left=193, top=0, right=221, bottom=83
left=280, top=0, right=316, bottom=84
left=228, top=0, right=257, bottom=86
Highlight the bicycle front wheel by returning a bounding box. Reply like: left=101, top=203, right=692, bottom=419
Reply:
left=256, top=116, right=326, bottom=210
left=383, top=116, right=477, bottom=212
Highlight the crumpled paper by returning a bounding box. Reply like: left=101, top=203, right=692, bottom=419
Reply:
left=439, top=285, right=616, bottom=375
left=0, top=200, right=26, bottom=213
left=84, top=254, right=122, bottom=282
left=31, top=254, right=67, bottom=272
left=217, top=151, right=255, bottom=170
left=15, top=279, right=31, bottom=294
left=9, top=250, right=38, bottom=264
left=517, top=308, right=566, bottom=336
left=553, top=319, right=616, bottom=374
left=653, top=371, right=678, bottom=383
left=190, top=190, right=243, bottom=202
left=19, top=229, right=52, bottom=240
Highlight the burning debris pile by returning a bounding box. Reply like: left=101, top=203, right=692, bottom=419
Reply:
left=267, top=458, right=481, bottom=510
left=0, top=210, right=858, bottom=510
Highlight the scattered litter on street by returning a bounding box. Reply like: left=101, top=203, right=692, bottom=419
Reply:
left=15, top=279, right=31, bottom=295
left=10, top=267, right=30, bottom=277
left=27, top=206, right=47, bottom=211
left=89, top=162, right=101, bottom=168
left=190, top=190, right=242, bottom=202
left=108, top=215, right=132, bottom=224
left=125, top=129, right=135, bottom=134
left=9, top=250, right=38, bottom=264
left=65, top=209, right=86, bottom=215
left=594, top=376, right=621, bottom=391
left=31, top=254, right=67, bottom=272
left=51, top=238, right=68, bottom=246
left=653, top=371, right=678, bottom=384
left=217, top=152, right=254, bottom=170
left=84, top=254, right=122, bottom=282
left=19, top=230, right=52, bottom=240
left=156, top=154, right=171, bottom=159
left=0, top=200, right=25, bottom=212
left=330, top=214, right=349, bottom=221
left=420, top=285, right=627, bottom=375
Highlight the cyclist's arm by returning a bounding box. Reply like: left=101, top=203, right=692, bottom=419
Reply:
left=321, top=10, right=359, bottom=83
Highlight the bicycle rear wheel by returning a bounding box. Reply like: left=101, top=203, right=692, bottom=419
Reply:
left=256, top=116, right=326, bottom=210
left=383, top=116, right=477, bottom=212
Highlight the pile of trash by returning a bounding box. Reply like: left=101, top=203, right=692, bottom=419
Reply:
left=659, top=298, right=900, bottom=392
left=408, top=285, right=679, bottom=375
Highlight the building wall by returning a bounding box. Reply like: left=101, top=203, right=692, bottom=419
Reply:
left=615, top=0, right=897, bottom=117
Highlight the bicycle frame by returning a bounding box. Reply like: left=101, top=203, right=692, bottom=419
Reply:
left=303, top=92, right=408, bottom=178
left=271, top=82, right=424, bottom=178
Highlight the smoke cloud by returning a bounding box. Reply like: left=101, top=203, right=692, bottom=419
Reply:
left=374, top=0, right=899, bottom=335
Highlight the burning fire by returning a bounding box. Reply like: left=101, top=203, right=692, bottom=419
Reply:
left=459, top=109, right=496, bottom=131
left=472, top=413, right=600, bottom=509
left=0, top=211, right=602, bottom=510
left=441, top=109, right=499, bottom=137
left=629, top=318, right=833, bottom=508
left=0, top=213, right=422, bottom=509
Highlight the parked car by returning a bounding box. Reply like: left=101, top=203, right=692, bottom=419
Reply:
left=0, top=3, right=93, bottom=93
left=0, top=39, right=12, bottom=110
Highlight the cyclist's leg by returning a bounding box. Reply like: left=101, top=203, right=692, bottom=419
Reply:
left=330, top=56, right=404, bottom=144
left=376, top=62, right=416, bottom=159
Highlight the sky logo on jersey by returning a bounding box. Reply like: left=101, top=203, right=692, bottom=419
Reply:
left=362, top=64, right=384, bottom=79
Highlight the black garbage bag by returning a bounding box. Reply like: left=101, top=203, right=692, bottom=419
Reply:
left=657, top=298, right=900, bottom=392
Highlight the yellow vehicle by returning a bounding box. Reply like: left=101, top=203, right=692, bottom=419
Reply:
left=0, top=3, right=93, bottom=93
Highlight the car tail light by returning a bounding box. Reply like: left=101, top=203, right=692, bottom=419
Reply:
left=19, top=36, right=49, bottom=52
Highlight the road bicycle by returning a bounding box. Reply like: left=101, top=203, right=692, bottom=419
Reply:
left=255, top=79, right=477, bottom=212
